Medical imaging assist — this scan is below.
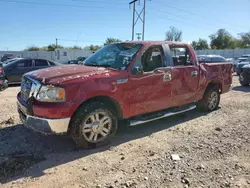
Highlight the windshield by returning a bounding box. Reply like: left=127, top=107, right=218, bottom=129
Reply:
left=84, top=43, right=142, bottom=70
left=3, top=58, right=22, bottom=64
left=3, top=59, right=21, bottom=67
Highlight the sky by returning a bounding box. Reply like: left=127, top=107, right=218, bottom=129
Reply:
left=0, top=0, right=249, bottom=51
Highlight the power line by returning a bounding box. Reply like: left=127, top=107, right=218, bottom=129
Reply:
left=71, top=0, right=127, bottom=4
left=147, top=16, right=218, bottom=33
left=57, top=38, right=103, bottom=43
left=147, top=8, right=245, bottom=34
left=152, top=0, right=249, bottom=31
left=0, top=0, right=127, bottom=9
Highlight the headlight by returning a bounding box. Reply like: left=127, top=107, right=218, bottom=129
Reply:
left=36, top=86, right=66, bottom=102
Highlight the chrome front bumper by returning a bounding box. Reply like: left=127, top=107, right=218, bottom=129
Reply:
left=17, top=101, right=70, bottom=134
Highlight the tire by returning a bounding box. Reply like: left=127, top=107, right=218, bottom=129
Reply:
left=69, top=101, right=118, bottom=149
left=0, top=85, right=6, bottom=91
left=239, top=72, right=249, bottom=86
left=198, top=86, right=220, bottom=112
left=0, top=79, right=8, bottom=92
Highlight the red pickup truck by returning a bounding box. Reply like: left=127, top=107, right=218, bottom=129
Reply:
left=17, top=41, right=232, bottom=148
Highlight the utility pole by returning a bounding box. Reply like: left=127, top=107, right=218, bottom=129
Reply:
left=131, top=1, right=136, bottom=40
left=129, top=0, right=149, bottom=41
left=142, top=0, right=146, bottom=41
left=56, top=38, right=58, bottom=48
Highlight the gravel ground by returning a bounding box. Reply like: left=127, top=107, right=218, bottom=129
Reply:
left=0, top=75, right=250, bottom=188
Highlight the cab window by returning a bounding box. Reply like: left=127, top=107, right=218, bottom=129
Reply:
left=169, top=46, right=193, bottom=66
left=141, top=46, right=164, bottom=72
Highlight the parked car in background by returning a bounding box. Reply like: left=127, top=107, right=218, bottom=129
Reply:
left=0, top=63, right=8, bottom=91
left=234, top=57, right=247, bottom=70
left=3, top=58, right=60, bottom=84
left=241, top=54, right=250, bottom=58
left=1, top=58, right=24, bottom=65
left=235, top=57, right=250, bottom=75
left=0, top=53, right=15, bottom=62
left=60, top=60, right=79, bottom=65
left=77, top=56, right=87, bottom=64
left=239, top=64, right=250, bottom=86
left=197, top=55, right=227, bottom=63
left=236, top=57, right=248, bottom=63
left=17, top=41, right=232, bottom=148
left=68, top=60, right=79, bottom=64
left=226, top=58, right=237, bottom=71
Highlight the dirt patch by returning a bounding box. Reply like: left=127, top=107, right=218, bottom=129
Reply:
left=0, top=117, right=15, bottom=126
left=0, top=154, right=45, bottom=183
left=0, top=76, right=249, bottom=188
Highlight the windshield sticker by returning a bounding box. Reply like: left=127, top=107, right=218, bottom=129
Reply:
left=119, top=51, right=134, bottom=57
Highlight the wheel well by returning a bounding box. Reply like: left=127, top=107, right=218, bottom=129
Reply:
left=206, top=81, right=222, bottom=94
left=68, top=96, right=123, bottom=133
left=85, top=96, right=122, bottom=117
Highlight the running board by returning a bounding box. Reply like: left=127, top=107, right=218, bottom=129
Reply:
left=129, top=105, right=196, bottom=126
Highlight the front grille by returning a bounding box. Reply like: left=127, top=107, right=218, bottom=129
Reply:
left=20, top=77, right=33, bottom=101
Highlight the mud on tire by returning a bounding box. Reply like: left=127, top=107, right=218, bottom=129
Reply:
left=69, top=101, right=118, bottom=149
left=198, top=85, right=220, bottom=112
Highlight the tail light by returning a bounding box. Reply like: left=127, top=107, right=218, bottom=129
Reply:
left=0, top=67, right=3, bottom=74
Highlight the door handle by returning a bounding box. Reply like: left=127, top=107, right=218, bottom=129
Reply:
left=191, top=71, right=198, bottom=77
left=154, top=69, right=164, bottom=73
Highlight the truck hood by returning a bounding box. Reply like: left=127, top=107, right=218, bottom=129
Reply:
left=25, top=64, right=116, bottom=85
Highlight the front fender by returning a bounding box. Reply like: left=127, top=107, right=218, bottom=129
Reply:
left=68, top=79, right=129, bottom=118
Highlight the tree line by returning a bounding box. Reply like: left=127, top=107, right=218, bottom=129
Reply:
left=165, top=26, right=250, bottom=50
left=24, top=37, right=121, bottom=52
left=25, top=28, right=250, bottom=52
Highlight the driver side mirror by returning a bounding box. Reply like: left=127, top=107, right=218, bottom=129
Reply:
left=133, top=65, right=144, bottom=75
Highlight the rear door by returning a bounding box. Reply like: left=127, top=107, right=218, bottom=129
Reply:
left=167, top=44, right=199, bottom=107
left=6, top=59, right=33, bottom=83
left=33, top=59, right=50, bottom=71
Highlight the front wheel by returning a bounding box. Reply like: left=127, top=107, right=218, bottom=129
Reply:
left=239, top=72, right=249, bottom=86
left=70, top=101, right=118, bottom=149
left=198, top=86, right=220, bottom=112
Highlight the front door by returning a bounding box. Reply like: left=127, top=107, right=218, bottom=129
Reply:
left=168, top=45, right=199, bottom=107
left=129, top=45, right=172, bottom=117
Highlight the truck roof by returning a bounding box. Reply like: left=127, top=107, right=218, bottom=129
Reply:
left=117, top=41, right=190, bottom=46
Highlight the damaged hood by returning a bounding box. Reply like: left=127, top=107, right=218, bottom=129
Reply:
left=25, top=64, right=116, bottom=85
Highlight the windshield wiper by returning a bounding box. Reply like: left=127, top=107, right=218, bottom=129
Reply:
left=84, top=62, right=122, bottom=70
left=85, top=62, right=112, bottom=68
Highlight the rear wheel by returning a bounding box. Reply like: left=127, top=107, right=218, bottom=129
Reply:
left=198, top=86, right=220, bottom=112
left=70, top=101, right=118, bottom=149
left=239, top=72, right=249, bottom=86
